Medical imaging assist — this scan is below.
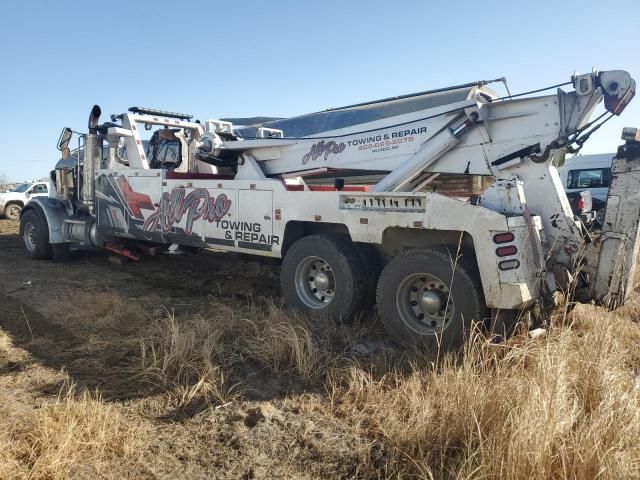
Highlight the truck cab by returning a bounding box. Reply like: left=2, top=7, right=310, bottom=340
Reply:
left=0, top=181, right=50, bottom=220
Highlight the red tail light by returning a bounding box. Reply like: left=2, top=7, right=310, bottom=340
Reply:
left=577, top=196, right=585, bottom=212
left=496, top=245, right=518, bottom=257
left=493, top=232, right=514, bottom=244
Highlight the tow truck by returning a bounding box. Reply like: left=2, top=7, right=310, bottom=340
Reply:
left=20, top=68, right=638, bottom=348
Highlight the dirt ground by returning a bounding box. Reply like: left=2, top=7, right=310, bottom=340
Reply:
left=0, top=219, right=377, bottom=479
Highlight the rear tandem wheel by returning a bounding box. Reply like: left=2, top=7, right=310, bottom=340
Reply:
left=376, top=248, right=487, bottom=349
left=280, top=234, right=367, bottom=322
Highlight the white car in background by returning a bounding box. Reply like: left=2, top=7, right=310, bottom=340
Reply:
left=0, top=181, right=50, bottom=220
left=557, top=153, right=614, bottom=226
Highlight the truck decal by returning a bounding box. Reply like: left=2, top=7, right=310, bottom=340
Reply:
left=216, top=220, right=280, bottom=246
left=143, top=186, right=232, bottom=235
left=301, top=140, right=346, bottom=164
left=116, top=176, right=155, bottom=219
left=345, top=126, right=427, bottom=149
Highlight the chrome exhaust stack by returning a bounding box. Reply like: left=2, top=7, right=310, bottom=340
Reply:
left=82, top=105, right=102, bottom=214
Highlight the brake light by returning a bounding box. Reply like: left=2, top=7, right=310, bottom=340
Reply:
left=493, top=232, right=514, bottom=244
left=577, top=196, right=585, bottom=212
left=496, top=245, right=518, bottom=257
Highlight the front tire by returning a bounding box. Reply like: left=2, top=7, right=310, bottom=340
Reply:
left=376, top=248, right=487, bottom=349
left=281, top=235, right=367, bottom=321
left=4, top=203, right=22, bottom=221
left=20, top=209, right=52, bottom=260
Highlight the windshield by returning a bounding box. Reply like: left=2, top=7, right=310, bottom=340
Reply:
left=10, top=183, right=30, bottom=193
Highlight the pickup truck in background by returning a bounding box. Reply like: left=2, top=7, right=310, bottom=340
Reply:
left=558, top=153, right=614, bottom=227
left=0, top=181, right=50, bottom=220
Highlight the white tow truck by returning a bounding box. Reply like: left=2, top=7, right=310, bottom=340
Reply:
left=20, top=69, right=639, bottom=348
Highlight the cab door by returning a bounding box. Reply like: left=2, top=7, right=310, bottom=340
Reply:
left=236, top=189, right=274, bottom=251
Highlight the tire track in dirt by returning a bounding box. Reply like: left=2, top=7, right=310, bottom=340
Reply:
left=0, top=219, right=283, bottom=400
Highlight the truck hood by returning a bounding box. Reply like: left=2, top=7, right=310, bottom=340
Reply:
left=0, top=192, right=23, bottom=203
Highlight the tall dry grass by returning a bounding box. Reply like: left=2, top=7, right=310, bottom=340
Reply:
left=4, top=286, right=640, bottom=478
left=314, top=307, right=640, bottom=478
left=139, top=300, right=356, bottom=412
left=138, top=293, right=640, bottom=479
left=0, top=382, right=145, bottom=480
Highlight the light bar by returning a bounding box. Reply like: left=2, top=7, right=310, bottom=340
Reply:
left=128, top=107, right=193, bottom=120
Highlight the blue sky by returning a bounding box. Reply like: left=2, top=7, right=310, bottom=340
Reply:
left=0, top=0, right=638, bottom=181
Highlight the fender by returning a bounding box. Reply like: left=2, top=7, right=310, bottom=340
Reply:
left=22, top=197, right=71, bottom=244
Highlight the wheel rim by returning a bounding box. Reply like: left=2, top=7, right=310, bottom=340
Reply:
left=7, top=205, right=20, bottom=220
left=395, top=273, right=455, bottom=335
left=23, top=221, right=37, bottom=252
left=596, top=208, right=606, bottom=226
left=294, top=256, right=336, bottom=309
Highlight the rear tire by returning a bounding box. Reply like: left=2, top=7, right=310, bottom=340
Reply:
left=4, top=203, right=22, bottom=221
left=376, top=248, right=487, bottom=349
left=20, top=209, right=52, bottom=260
left=354, top=243, right=384, bottom=314
left=281, top=235, right=367, bottom=321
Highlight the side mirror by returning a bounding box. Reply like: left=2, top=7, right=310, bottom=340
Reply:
left=57, top=128, right=73, bottom=159
left=24, top=191, right=31, bottom=199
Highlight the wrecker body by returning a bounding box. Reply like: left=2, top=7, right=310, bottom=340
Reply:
left=21, top=68, right=640, bottom=346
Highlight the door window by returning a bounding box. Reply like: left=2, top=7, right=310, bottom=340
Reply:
left=32, top=184, right=48, bottom=193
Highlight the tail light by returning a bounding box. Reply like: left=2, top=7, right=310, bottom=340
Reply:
left=493, top=231, right=519, bottom=269
left=493, top=232, right=514, bottom=244
left=496, top=245, right=517, bottom=257
left=577, top=196, right=585, bottom=212
left=499, top=259, right=520, bottom=271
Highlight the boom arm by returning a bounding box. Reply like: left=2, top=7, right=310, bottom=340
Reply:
left=210, top=70, right=634, bottom=190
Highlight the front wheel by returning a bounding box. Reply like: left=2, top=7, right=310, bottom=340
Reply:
left=4, top=203, right=22, bottom=221
left=281, top=235, right=367, bottom=321
left=376, top=248, right=487, bottom=349
left=20, top=209, right=52, bottom=260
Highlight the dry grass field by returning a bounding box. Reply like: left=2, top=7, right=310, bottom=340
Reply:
left=1, top=218, right=639, bottom=479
